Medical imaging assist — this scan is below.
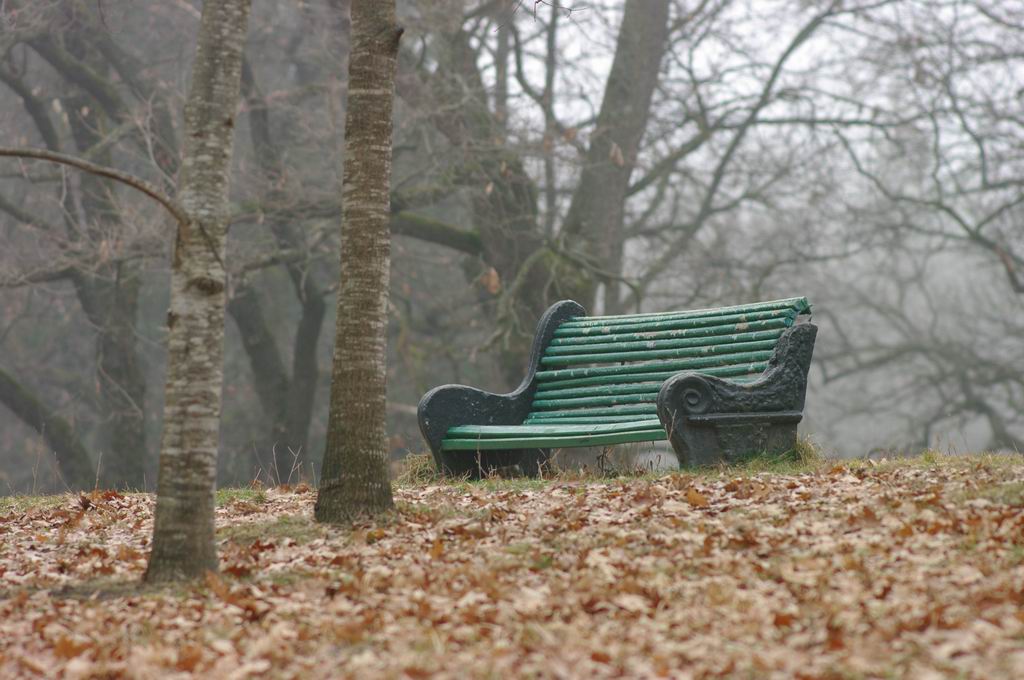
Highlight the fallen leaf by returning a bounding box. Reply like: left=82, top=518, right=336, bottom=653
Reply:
left=686, top=487, right=709, bottom=508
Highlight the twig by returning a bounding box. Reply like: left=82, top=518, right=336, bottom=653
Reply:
left=0, top=147, right=187, bottom=227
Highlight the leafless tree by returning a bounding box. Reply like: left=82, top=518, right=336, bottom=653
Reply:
left=145, top=0, right=252, bottom=582
left=315, top=0, right=403, bottom=522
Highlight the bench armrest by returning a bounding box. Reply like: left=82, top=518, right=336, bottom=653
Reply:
left=417, top=383, right=533, bottom=457
left=657, top=323, right=818, bottom=423
left=656, top=323, right=817, bottom=466
left=417, top=299, right=585, bottom=472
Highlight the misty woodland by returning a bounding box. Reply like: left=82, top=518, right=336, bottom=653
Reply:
left=0, top=0, right=1022, bottom=678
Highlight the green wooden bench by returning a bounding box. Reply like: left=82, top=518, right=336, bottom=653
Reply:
left=418, top=297, right=817, bottom=477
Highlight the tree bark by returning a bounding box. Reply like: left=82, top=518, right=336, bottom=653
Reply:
left=560, top=0, right=671, bottom=312
left=408, top=26, right=551, bottom=385
left=0, top=368, right=94, bottom=489
left=61, top=82, right=149, bottom=490
left=315, top=0, right=402, bottom=523
left=394, top=2, right=670, bottom=383
left=227, top=60, right=328, bottom=476
left=4, top=15, right=185, bottom=490
left=145, top=0, right=252, bottom=583
left=226, top=284, right=290, bottom=453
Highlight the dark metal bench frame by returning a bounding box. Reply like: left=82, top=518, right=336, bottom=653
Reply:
left=418, top=300, right=817, bottom=477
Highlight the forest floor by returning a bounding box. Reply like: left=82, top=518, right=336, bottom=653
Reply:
left=1, top=452, right=1023, bottom=679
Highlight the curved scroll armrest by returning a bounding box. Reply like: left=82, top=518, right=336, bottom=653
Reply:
left=417, top=299, right=586, bottom=464
left=657, top=323, right=818, bottom=424
left=417, top=384, right=533, bottom=457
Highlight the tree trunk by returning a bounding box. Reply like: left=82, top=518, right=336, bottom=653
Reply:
left=145, top=0, right=252, bottom=583
left=315, top=0, right=402, bottom=523
left=226, top=283, right=290, bottom=460
left=60, top=48, right=149, bottom=489
left=0, top=368, right=94, bottom=489
left=395, top=3, right=670, bottom=384
left=226, top=60, right=329, bottom=478
left=560, top=0, right=672, bottom=312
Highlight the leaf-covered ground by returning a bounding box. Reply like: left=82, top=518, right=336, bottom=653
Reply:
left=1, top=454, right=1023, bottom=679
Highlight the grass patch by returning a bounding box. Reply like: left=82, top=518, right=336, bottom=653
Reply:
left=0, top=493, right=71, bottom=515
left=955, top=481, right=1024, bottom=506
left=690, top=437, right=829, bottom=478
left=394, top=453, right=441, bottom=486
left=459, top=476, right=556, bottom=493
left=218, top=513, right=322, bottom=544
left=394, top=500, right=473, bottom=523
left=394, top=445, right=1020, bottom=494
left=793, top=435, right=826, bottom=466
left=408, top=452, right=821, bottom=493
left=52, top=577, right=191, bottom=601
left=846, top=451, right=1024, bottom=474
left=216, top=488, right=267, bottom=506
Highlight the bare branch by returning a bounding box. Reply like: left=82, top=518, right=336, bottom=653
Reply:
left=0, top=147, right=187, bottom=227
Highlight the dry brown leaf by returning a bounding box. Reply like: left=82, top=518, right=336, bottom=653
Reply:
left=1, top=464, right=1023, bottom=679
left=609, top=141, right=625, bottom=166
left=478, top=267, right=501, bottom=295
left=52, top=636, right=89, bottom=660
left=175, top=644, right=204, bottom=672
left=686, top=487, right=710, bottom=508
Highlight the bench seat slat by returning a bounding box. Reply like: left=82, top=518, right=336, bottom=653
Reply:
left=524, top=411, right=659, bottom=421
left=532, top=392, right=657, bottom=409
left=442, top=428, right=666, bottom=451
left=540, top=338, right=779, bottom=367
left=535, top=363, right=766, bottom=391
left=534, top=382, right=664, bottom=399
left=528, top=404, right=658, bottom=419
left=546, top=321, right=789, bottom=352
left=447, top=419, right=662, bottom=438
left=534, top=375, right=756, bottom=400
left=555, top=315, right=794, bottom=338
left=559, top=297, right=809, bottom=328
left=536, top=352, right=773, bottom=382
left=557, top=307, right=794, bottom=340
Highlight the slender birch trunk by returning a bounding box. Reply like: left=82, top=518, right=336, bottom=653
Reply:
left=315, top=0, right=403, bottom=523
left=145, top=0, right=252, bottom=582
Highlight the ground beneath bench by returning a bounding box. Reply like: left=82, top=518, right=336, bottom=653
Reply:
left=1, top=456, right=1023, bottom=679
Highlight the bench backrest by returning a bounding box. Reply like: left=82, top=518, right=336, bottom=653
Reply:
left=524, top=297, right=811, bottom=425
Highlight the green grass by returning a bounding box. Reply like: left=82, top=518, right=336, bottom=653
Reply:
left=699, top=437, right=827, bottom=478
left=845, top=450, right=1024, bottom=474
left=0, top=488, right=270, bottom=515
left=0, top=493, right=71, bottom=515
left=394, top=441, right=1022, bottom=492
left=218, top=513, right=322, bottom=544
left=394, top=452, right=442, bottom=486
left=955, top=481, right=1024, bottom=506
left=215, top=487, right=267, bottom=506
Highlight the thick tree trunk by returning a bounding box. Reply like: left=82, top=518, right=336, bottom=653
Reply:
left=396, top=2, right=670, bottom=384
left=68, top=260, right=147, bottom=490
left=315, top=0, right=402, bottom=523
left=1, top=33, right=162, bottom=491
left=423, top=27, right=551, bottom=385
left=560, top=0, right=671, bottom=312
left=286, top=286, right=325, bottom=462
left=94, top=273, right=148, bottom=488
left=0, top=368, right=94, bottom=489
left=60, top=56, right=149, bottom=489
left=226, top=284, right=290, bottom=454
left=225, top=61, right=329, bottom=477
left=145, top=0, right=252, bottom=583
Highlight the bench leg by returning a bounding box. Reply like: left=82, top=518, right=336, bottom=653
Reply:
left=667, top=419, right=798, bottom=468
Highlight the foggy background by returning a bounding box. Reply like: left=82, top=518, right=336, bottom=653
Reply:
left=1, top=0, right=1021, bottom=493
